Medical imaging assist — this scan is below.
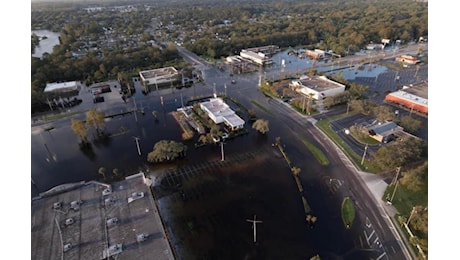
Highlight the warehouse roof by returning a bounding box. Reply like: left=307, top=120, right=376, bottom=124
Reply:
left=31, top=172, right=174, bottom=260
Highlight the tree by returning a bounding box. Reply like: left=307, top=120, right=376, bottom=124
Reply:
left=400, top=161, right=427, bottom=192
left=409, top=205, right=428, bottom=234
left=98, top=167, right=106, bottom=180
left=112, top=168, right=120, bottom=178
left=86, top=109, right=105, bottom=135
left=398, top=116, right=423, bottom=134
left=371, top=137, right=426, bottom=171
left=70, top=118, right=88, bottom=143
left=152, top=110, right=159, bottom=121
left=252, top=119, right=269, bottom=134
left=291, top=166, right=301, bottom=176
left=373, top=106, right=395, bottom=122
left=147, top=140, right=187, bottom=163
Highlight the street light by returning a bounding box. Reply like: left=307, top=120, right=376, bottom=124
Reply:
left=360, top=144, right=368, bottom=165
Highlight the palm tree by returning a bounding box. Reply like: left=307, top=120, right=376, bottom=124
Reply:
left=86, top=109, right=105, bottom=136
left=291, top=166, right=301, bottom=176
left=98, top=167, right=106, bottom=180
left=112, top=168, right=119, bottom=178
left=152, top=110, right=158, bottom=121
left=70, top=118, right=88, bottom=144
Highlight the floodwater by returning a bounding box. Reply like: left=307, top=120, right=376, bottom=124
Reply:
left=32, top=29, right=61, bottom=58
left=31, top=98, right=367, bottom=259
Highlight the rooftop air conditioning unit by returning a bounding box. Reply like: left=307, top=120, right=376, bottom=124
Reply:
left=106, top=218, right=118, bottom=227
left=105, top=197, right=114, bottom=206
left=70, top=200, right=82, bottom=210
left=102, top=187, right=112, bottom=196
left=53, top=202, right=62, bottom=209
left=137, top=233, right=149, bottom=242
left=65, top=218, right=74, bottom=226
left=63, top=243, right=72, bottom=252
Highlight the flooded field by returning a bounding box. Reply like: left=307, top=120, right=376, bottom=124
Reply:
left=152, top=145, right=319, bottom=260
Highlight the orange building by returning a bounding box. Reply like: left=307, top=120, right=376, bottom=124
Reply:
left=395, top=55, right=420, bottom=65
left=384, top=82, right=428, bottom=115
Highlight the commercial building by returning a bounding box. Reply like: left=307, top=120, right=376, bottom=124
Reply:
left=305, top=49, right=325, bottom=60
left=200, top=96, right=245, bottom=131
left=289, top=75, right=346, bottom=100
left=139, top=67, right=180, bottom=91
left=31, top=172, right=174, bottom=260
left=365, top=121, right=404, bottom=143
left=237, top=45, right=279, bottom=66
left=384, top=81, right=428, bottom=115
left=44, top=81, right=81, bottom=93
left=395, top=55, right=420, bottom=65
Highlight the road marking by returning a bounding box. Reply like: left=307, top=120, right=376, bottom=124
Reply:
left=365, top=217, right=372, bottom=228
left=376, top=251, right=387, bottom=260
left=364, top=230, right=375, bottom=246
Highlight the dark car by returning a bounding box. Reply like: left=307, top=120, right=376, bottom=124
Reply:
left=93, top=96, right=105, bottom=103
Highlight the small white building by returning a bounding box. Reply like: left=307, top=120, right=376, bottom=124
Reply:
left=200, top=96, right=245, bottom=131
left=290, top=75, right=346, bottom=100
left=239, top=50, right=272, bottom=65
left=44, top=81, right=80, bottom=93
left=139, top=67, right=180, bottom=90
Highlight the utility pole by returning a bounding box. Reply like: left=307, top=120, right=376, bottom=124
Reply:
left=246, top=215, right=263, bottom=243
left=133, top=97, right=138, bottom=122
left=390, top=177, right=400, bottom=203
left=361, top=144, right=368, bottom=165
left=220, top=141, right=225, bottom=161
left=180, top=93, right=184, bottom=108
left=133, top=136, right=141, bottom=156
left=406, top=206, right=416, bottom=226
left=391, top=167, right=401, bottom=186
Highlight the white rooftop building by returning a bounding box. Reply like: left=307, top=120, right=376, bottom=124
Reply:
left=200, top=96, right=245, bottom=131
left=44, top=81, right=80, bottom=93
left=290, top=75, right=346, bottom=100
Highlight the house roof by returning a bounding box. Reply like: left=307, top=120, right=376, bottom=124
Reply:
left=367, top=121, right=403, bottom=136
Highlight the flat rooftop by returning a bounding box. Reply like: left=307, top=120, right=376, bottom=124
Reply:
left=31, top=173, right=174, bottom=260
left=296, top=75, right=345, bottom=91
left=139, top=67, right=178, bottom=80
left=44, top=81, right=79, bottom=93
left=401, top=81, right=428, bottom=99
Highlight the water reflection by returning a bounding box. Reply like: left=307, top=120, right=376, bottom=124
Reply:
left=31, top=30, right=61, bottom=58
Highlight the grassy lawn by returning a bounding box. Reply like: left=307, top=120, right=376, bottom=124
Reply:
left=301, top=139, right=329, bottom=165
left=250, top=100, right=274, bottom=116
left=38, top=110, right=88, bottom=122
left=341, top=197, right=355, bottom=229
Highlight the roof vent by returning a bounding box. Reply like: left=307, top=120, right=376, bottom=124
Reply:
left=53, top=202, right=62, bottom=209
left=70, top=200, right=83, bottom=211
left=65, top=218, right=74, bottom=226
left=137, top=233, right=149, bottom=242
left=106, top=217, right=118, bottom=227
left=128, top=192, right=144, bottom=203
left=63, top=243, right=72, bottom=252
left=102, top=187, right=112, bottom=196
left=103, top=244, right=123, bottom=258
left=105, top=197, right=115, bottom=206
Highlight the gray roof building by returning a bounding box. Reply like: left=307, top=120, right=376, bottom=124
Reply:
left=31, top=172, right=174, bottom=260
